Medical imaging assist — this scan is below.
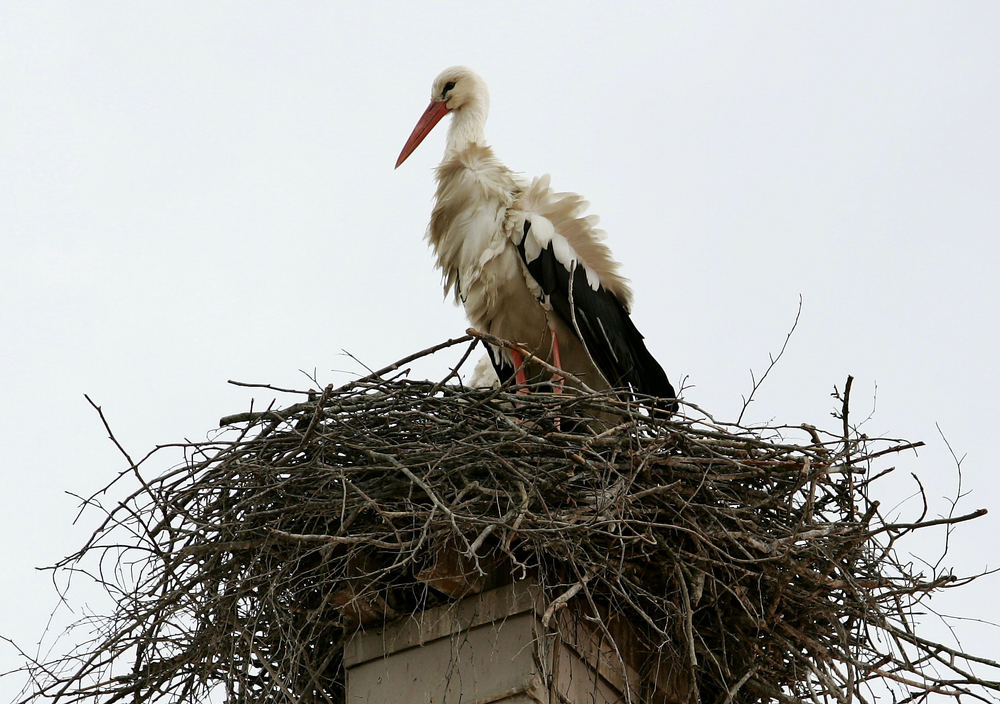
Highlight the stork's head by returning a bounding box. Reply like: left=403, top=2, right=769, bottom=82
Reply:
left=395, top=66, right=489, bottom=168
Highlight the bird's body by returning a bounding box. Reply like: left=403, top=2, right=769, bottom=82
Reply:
left=397, top=67, right=677, bottom=413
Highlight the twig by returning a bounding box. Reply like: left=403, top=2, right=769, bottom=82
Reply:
left=737, top=294, right=802, bottom=425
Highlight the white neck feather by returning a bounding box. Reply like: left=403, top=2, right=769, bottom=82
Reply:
left=446, top=100, right=489, bottom=155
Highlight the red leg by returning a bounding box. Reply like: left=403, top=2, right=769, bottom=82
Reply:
left=510, top=348, right=528, bottom=394
left=549, top=329, right=565, bottom=430
left=549, top=329, right=565, bottom=394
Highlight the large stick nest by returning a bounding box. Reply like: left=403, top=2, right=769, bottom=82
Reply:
left=10, top=334, right=999, bottom=704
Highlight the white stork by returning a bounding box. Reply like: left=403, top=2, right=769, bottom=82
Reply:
left=396, top=66, right=678, bottom=416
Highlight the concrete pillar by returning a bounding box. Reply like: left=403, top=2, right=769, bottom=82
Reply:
left=344, top=580, right=682, bottom=704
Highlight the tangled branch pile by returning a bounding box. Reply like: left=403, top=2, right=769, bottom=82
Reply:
left=11, top=334, right=999, bottom=704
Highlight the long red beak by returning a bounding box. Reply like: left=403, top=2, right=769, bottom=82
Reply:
left=395, top=100, right=450, bottom=168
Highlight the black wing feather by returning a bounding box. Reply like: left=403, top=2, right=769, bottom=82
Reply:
left=516, top=220, right=678, bottom=415
left=485, top=344, right=516, bottom=386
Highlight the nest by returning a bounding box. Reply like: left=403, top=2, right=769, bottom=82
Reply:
left=11, top=333, right=999, bottom=704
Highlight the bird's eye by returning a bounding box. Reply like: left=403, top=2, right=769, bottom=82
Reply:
left=442, top=81, right=456, bottom=98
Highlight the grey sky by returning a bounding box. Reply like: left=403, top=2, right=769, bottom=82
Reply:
left=2, top=3, right=998, bottom=698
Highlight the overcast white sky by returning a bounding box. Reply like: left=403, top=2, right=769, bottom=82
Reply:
left=2, top=2, right=998, bottom=699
